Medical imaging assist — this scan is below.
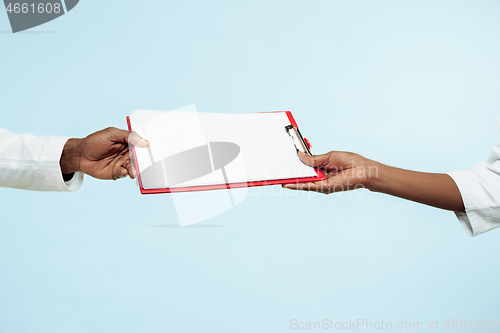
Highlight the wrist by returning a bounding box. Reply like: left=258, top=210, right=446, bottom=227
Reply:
left=60, top=138, right=83, bottom=175
left=360, top=158, right=385, bottom=192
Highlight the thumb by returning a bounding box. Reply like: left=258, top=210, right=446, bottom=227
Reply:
left=106, top=127, right=150, bottom=148
left=297, top=151, right=330, bottom=168
left=127, top=131, right=150, bottom=148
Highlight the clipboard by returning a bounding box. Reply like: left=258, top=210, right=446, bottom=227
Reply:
left=126, top=111, right=326, bottom=194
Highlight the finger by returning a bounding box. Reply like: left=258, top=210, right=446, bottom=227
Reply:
left=300, top=151, right=357, bottom=175
left=113, top=166, right=128, bottom=180
left=129, top=152, right=139, bottom=179
left=297, top=151, right=330, bottom=168
left=106, top=127, right=150, bottom=148
left=114, top=153, right=136, bottom=179
left=123, top=156, right=136, bottom=179
left=283, top=179, right=344, bottom=194
left=283, top=182, right=320, bottom=192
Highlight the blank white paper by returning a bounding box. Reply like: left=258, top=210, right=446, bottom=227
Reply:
left=129, top=110, right=318, bottom=189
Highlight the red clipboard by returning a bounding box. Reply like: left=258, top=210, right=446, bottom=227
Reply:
left=127, top=111, right=326, bottom=194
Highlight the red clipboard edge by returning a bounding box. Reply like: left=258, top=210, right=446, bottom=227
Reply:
left=127, top=111, right=326, bottom=194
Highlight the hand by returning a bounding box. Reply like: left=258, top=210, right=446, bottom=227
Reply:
left=60, top=127, right=150, bottom=180
left=283, top=151, right=374, bottom=194
left=284, top=151, right=464, bottom=212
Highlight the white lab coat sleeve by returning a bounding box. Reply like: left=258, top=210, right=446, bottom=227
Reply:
left=0, top=127, right=83, bottom=192
left=447, top=142, right=500, bottom=237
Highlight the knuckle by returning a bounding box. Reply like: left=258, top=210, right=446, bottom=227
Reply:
left=346, top=152, right=363, bottom=165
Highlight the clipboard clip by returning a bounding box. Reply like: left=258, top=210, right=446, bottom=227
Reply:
left=285, top=125, right=312, bottom=155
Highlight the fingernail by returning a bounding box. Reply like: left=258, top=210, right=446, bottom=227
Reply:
left=140, top=139, right=150, bottom=147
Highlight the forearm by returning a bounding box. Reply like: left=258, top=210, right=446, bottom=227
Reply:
left=365, top=161, right=465, bottom=212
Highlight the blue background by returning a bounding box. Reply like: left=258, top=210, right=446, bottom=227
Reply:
left=1, top=1, right=500, bottom=332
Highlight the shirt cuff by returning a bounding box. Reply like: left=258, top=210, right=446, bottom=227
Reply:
left=41, top=136, right=84, bottom=192
left=454, top=208, right=500, bottom=237
left=448, top=170, right=500, bottom=237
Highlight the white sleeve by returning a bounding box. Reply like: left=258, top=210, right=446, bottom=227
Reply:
left=447, top=142, right=500, bottom=237
left=0, top=127, right=83, bottom=192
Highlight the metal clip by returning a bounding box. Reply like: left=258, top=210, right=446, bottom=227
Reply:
left=285, top=125, right=312, bottom=155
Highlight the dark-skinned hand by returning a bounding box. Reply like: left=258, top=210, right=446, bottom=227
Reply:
left=60, top=127, right=149, bottom=180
